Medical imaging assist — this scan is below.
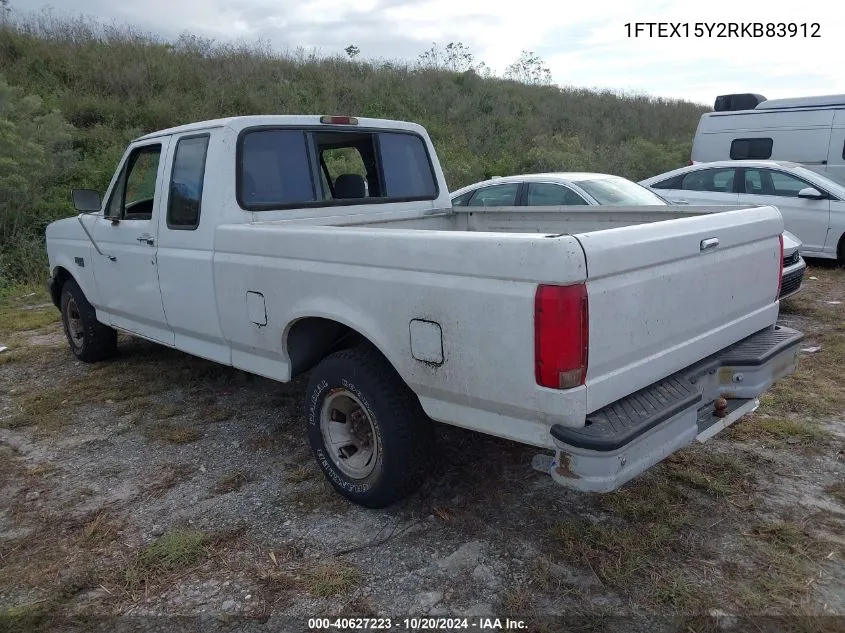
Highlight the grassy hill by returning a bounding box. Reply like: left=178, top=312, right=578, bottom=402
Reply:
left=0, top=14, right=708, bottom=284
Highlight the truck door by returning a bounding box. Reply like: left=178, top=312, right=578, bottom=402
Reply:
left=155, top=132, right=230, bottom=364
left=91, top=139, right=174, bottom=346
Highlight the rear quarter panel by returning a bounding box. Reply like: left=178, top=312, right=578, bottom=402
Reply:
left=212, top=223, right=590, bottom=447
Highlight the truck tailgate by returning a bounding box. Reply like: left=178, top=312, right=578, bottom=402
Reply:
left=575, top=205, right=784, bottom=414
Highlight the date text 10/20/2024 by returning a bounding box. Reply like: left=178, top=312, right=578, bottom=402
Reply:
left=624, top=22, right=820, bottom=38
left=308, top=618, right=528, bottom=630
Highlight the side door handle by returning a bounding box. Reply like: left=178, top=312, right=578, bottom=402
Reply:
left=672, top=199, right=689, bottom=205
left=136, top=233, right=155, bottom=246
left=700, top=237, right=719, bottom=251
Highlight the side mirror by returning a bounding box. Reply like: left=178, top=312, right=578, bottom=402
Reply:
left=797, top=187, right=826, bottom=200
left=71, top=189, right=102, bottom=213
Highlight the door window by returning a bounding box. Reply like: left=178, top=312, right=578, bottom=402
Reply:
left=467, top=183, right=519, bottom=206
left=743, top=169, right=815, bottom=197
left=106, top=144, right=162, bottom=221
left=526, top=182, right=589, bottom=205
left=679, top=168, right=736, bottom=193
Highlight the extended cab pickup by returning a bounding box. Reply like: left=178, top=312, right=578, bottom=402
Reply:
left=45, top=115, right=804, bottom=508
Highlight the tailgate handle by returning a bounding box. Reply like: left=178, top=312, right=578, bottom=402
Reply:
left=700, top=237, right=719, bottom=251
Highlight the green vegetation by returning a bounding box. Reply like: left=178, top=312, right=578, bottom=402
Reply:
left=0, top=13, right=706, bottom=285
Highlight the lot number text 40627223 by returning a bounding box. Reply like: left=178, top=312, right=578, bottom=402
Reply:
left=624, top=22, right=821, bottom=38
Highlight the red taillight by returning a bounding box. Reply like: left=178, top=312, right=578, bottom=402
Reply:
left=535, top=283, right=589, bottom=389
left=320, top=115, right=359, bottom=125
left=776, top=234, right=784, bottom=300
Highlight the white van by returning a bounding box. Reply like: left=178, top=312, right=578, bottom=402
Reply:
left=691, top=93, right=845, bottom=185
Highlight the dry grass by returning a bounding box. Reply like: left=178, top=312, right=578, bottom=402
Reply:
left=0, top=286, right=59, bottom=338
left=141, top=463, right=196, bottom=499
left=769, top=266, right=845, bottom=419
left=145, top=423, right=203, bottom=444
left=123, top=530, right=208, bottom=591
left=303, top=561, right=360, bottom=598
left=728, top=415, right=830, bottom=448
left=286, top=465, right=318, bottom=484
left=823, top=481, right=845, bottom=505
left=499, top=585, right=535, bottom=613
left=213, top=470, right=254, bottom=495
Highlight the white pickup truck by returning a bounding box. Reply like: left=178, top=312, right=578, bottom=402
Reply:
left=45, top=115, right=803, bottom=508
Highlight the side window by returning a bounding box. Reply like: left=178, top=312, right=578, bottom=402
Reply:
left=467, top=183, right=519, bottom=207
left=239, top=130, right=316, bottom=208
left=106, top=144, right=162, bottom=220
left=526, top=183, right=589, bottom=206
left=743, top=169, right=763, bottom=194
left=167, top=135, right=209, bottom=230
left=767, top=170, right=809, bottom=197
left=730, top=137, right=773, bottom=160
left=451, top=191, right=473, bottom=207
left=650, top=174, right=684, bottom=190
left=743, top=169, right=813, bottom=197
left=680, top=168, right=736, bottom=193
left=378, top=132, right=437, bottom=199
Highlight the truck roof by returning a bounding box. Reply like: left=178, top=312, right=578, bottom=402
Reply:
left=132, top=115, right=428, bottom=142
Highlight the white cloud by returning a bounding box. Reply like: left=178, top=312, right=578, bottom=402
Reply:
left=12, top=0, right=845, bottom=105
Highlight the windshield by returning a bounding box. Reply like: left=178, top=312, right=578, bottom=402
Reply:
left=573, top=177, right=668, bottom=206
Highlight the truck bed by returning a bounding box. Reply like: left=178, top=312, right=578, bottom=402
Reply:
left=213, top=203, right=784, bottom=448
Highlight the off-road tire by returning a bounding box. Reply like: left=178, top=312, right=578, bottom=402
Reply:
left=305, top=344, right=433, bottom=508
left=60, top=278, right=117, bottom=362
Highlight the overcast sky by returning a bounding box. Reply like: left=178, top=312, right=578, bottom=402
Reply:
left=10, top=0, right=844, bottom=105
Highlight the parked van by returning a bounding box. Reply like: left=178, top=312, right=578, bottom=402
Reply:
left=691, top=93, right=845, bottom=185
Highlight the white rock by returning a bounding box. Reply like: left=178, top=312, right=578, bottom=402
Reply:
left=221, top=599, right=237, bottom=612
left=415, top=591, right=443, bottom=610
left=437, top=541, right=483, bottom=574
left=472, top=564, right=498, bottom=588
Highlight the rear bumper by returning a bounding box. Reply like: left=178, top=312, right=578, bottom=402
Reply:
left=535, top=325, right=803, bottom=492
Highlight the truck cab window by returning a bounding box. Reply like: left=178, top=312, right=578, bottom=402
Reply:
left=239, top=130, right=317, bottom=208
left=239, top=127, right=438, bottom=210
left=107, top=144, right=162, bottom=220
left=319, top=146, right=370, bottom=199
left=167, top=135, right=210, bottom=229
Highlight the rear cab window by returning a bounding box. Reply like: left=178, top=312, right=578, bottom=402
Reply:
left=237, top=126, right=438, bottom=210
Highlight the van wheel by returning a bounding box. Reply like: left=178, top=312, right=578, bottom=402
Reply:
left=304, top=344, right=433, bottom=508
left=60, top=278, right=117, bottom=362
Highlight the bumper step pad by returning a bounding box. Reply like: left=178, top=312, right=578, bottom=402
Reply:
left=551, top=326, right=803, bottom=452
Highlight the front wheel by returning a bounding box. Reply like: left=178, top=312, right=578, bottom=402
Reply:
left=304, top=345, right=433, bottom=508
left=60, top=278, right=117, bottom=363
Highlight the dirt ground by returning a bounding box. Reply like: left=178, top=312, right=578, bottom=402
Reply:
left=1, top=264, right=845, bottom=633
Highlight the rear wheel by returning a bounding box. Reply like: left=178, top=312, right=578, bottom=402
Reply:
left=304, top=344, right=433, bottom=508
left=60, top=278, right=117, bottom=362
